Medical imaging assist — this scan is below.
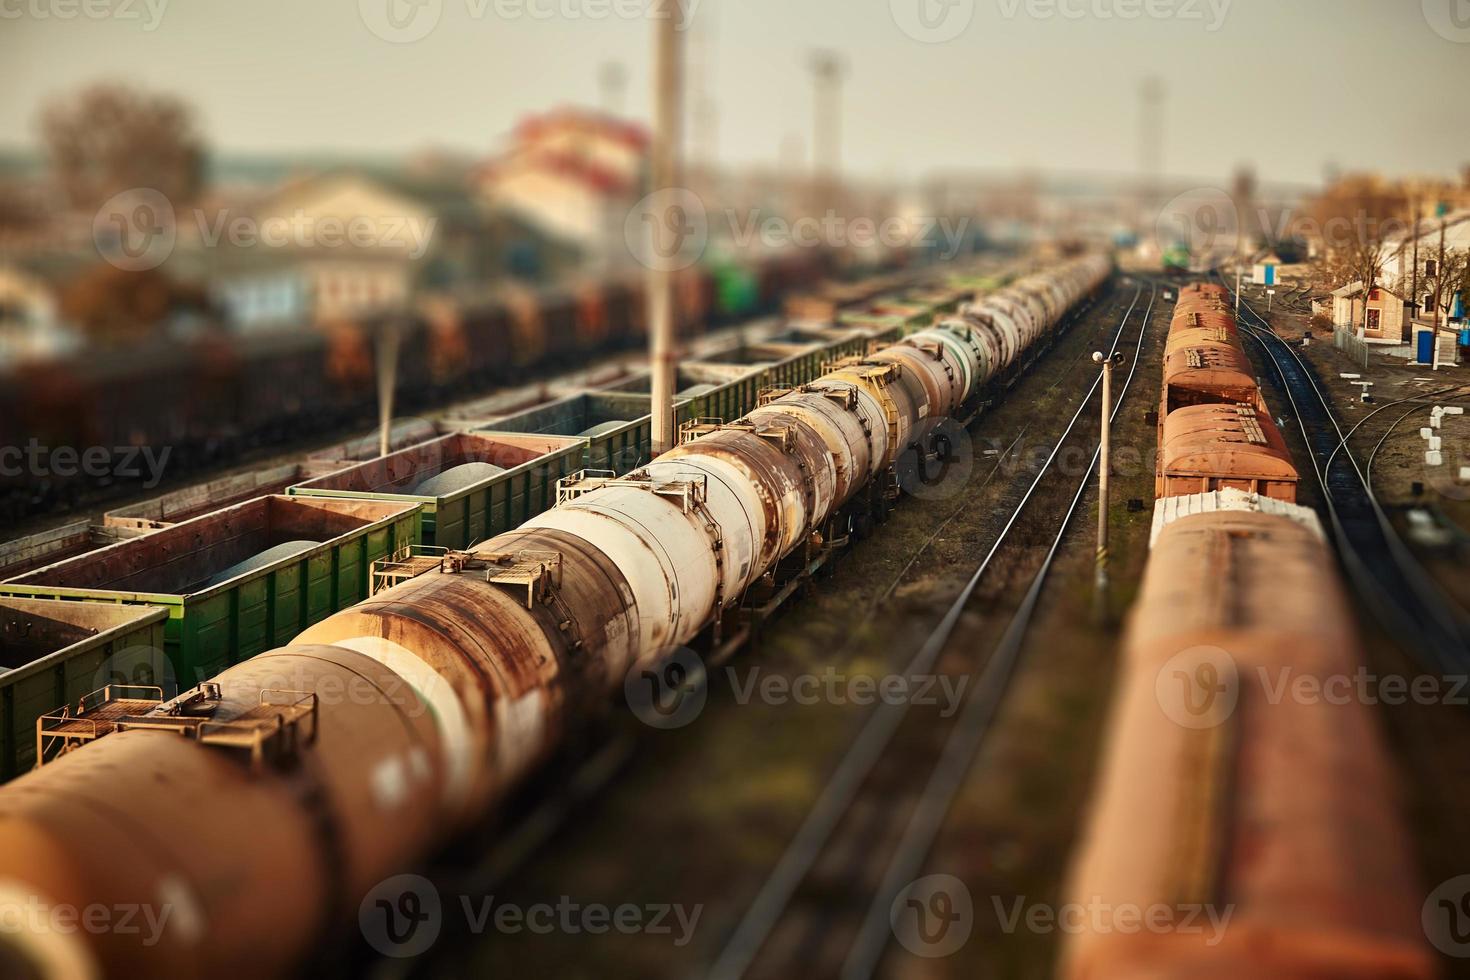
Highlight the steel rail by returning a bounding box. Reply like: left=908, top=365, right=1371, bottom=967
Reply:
left=706, top=281, right=1154, bottom=980
left=1222, top=277, right=1469, bottom=669
left=840, top=282, right=1158, bottom=980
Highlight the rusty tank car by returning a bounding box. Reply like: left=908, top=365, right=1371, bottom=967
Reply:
left=0, top=258, right=1113, bottom=978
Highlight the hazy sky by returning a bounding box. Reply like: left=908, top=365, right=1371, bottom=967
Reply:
left=1, top=0, right=1466, bottom=185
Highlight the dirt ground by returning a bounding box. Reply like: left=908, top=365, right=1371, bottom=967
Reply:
left=392, top=280, right=1168, bottom=979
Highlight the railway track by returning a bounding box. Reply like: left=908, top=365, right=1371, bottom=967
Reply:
left=353, top=268, right=1124, bottom=980
left=1351, top=382, right=1470, bottom=484
left=707, top=281, right=1158, bottom=980
left=1223, top=279, right=1470, bottom=671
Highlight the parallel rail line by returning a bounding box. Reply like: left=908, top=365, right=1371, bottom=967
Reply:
left=708, top=281, right=1157, bottom=980
left=1223, top=277, right=1470, bottom=671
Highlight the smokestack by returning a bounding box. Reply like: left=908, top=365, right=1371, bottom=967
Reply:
left=809, top=49, right=846, bottom=218
left=1138, top=75, right=1165, bottom=226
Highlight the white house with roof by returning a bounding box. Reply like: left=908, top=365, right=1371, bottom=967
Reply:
left=195, top=171, right=440, bottom=329
left=1379, top=208, right=1470, bottom=324
left=1331, top=281, right=1407, bottom=344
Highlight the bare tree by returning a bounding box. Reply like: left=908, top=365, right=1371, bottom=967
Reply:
left=0, top=184, right=45, bottom=232
left=41, top=82, right=205, bottom=212
left=58, top=262, right=211, bottom=345
left=1423, top=247, right=1469, bottom=331
left=1307, top=177, right=1409, bottom=338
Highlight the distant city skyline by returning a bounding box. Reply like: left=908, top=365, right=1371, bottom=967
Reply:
left=2, top=0, right=1467, bottom=187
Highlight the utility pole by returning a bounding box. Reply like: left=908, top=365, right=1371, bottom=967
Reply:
left=1093, top=350, right=1124, bottom=622
left=649, top=0, right=684, bottom=455
left=1434, top=204, right=1447, bottom=371
left=1408, top=194, right=1420, bottom=344
left=809, top=50, right=846, bottom=220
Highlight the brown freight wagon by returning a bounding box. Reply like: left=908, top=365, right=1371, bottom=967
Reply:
left=1062, top=509, right=1434, bottom=980
left=1156, top=403, right=1299, bottom=501
left=1161, top=331, right=1262, bottom=412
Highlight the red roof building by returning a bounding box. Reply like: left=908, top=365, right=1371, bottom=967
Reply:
left=477, top=107, right=650, bottom=266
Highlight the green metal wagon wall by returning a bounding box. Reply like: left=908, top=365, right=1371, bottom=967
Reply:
left=476, top=393, right=682, bottom=475
left=0, top=599, right=168, bottom=781
left=289, top=432, right=585, bottom=549
left=0, top=496, right=421, bottom=687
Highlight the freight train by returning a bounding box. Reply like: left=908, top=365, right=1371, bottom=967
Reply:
left=0, top=254, right=830, bottom=525
left=1062, top=281, right=1434, bottom=978
left=0, top=256, right=1112, bottom=979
